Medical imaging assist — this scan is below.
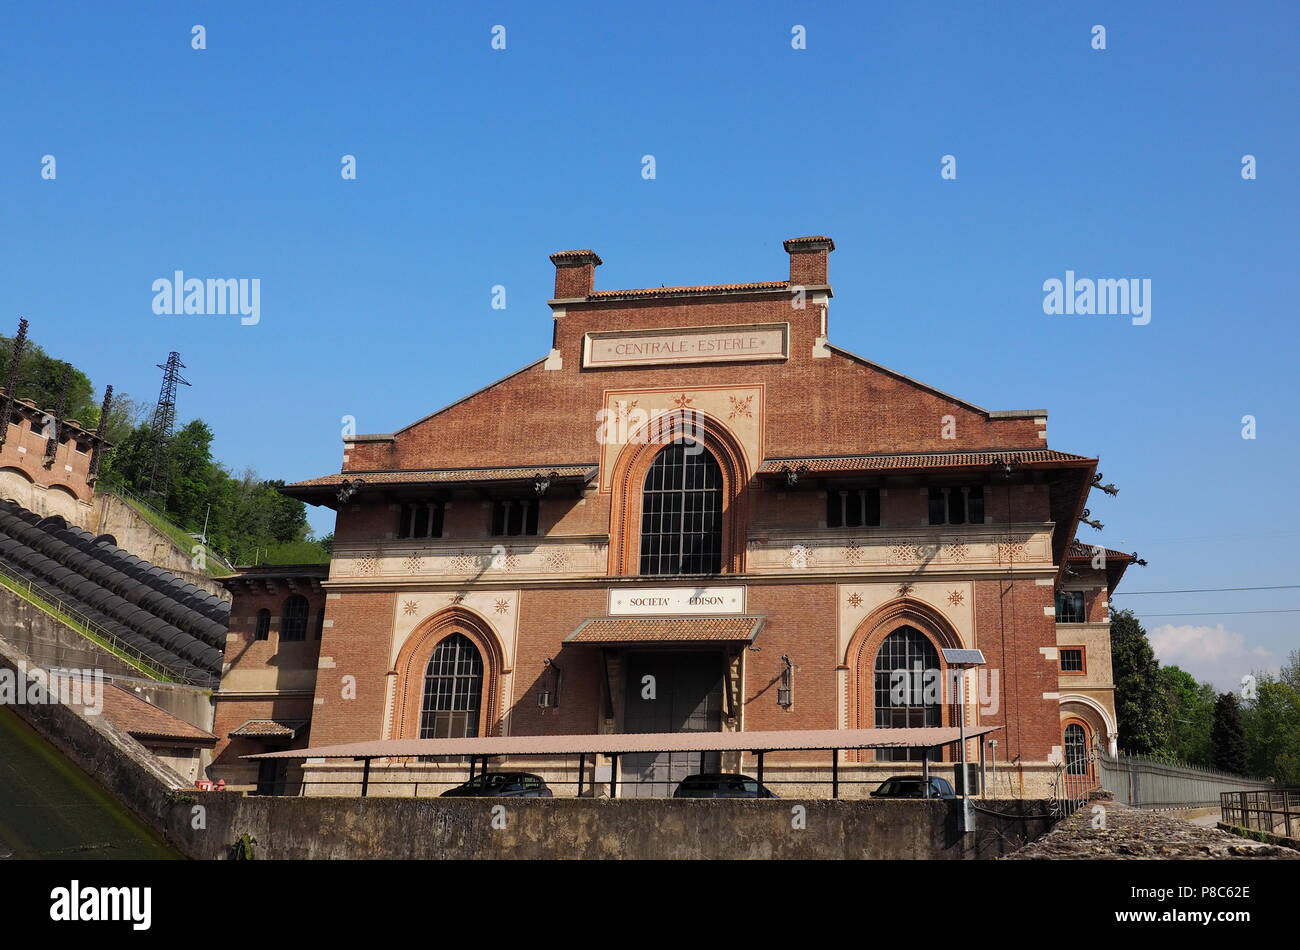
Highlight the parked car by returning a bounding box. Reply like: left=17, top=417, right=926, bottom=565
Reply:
left=870, top=775, right=956, bottom=799
left=673, top=772, right=779, bottom=799
left=440, top=771, right=553, bottom=798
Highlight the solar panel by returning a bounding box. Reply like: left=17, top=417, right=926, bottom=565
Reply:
left=941, top=648, right=986, bottom=666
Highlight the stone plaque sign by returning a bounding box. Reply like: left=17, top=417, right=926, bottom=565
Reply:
left=608, top=586, right=746, bottom=615
left=583, top=324, right=788, bottom=368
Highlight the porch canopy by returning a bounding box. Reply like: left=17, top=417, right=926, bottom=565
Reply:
left=245, top=725, right=1000, bottom=761
left=244, top=726, right=1001, bottom=798
left=564, top=616, right=764, bottom=645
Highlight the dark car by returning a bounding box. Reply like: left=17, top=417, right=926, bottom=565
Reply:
left=672, top=772, right=779, bottom=799
left=440, top=771, right=553, bottom=798
left=870, top=775, right=956, bottom=799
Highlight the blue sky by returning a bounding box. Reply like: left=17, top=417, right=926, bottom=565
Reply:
left=1, top=1, right=1296, bottom=689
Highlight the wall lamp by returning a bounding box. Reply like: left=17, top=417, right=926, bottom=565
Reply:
left=777, top=654, right=794, bottom=708
left=538, top=657, right=562, bottom=708
left=533, top=471, right=559, bottom=497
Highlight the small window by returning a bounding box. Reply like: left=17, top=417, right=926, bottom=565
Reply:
left=74, top=440, right=91, bottom=454
left=1055, top=590, right=1086, bottom=623
left=1064, top=722, right=1089, bottom=775
left=490, top=498, right=538, bottom=537
left=398, top=501, right=444, bottom=539
left=1060, top=647, right=1085, bottom=673
left=927, top=486, right=984, bottom=526
left=826, top=488, right=880, bottom=528
left=281, top=595, right=309, bottom=641
left=253, top=609, right=270, bottom=641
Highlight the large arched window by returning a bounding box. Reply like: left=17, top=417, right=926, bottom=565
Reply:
left=639, top=441, right=723, bottom=575
left=281, top=595, right=309, bottom=641
left=420, top=633, right=484, bottom=739
left=1064, top=722, right=1089, bottom=776
left=874, top=626, right=942, bottom=762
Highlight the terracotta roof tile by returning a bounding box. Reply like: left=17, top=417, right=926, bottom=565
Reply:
left=229, top=719, right=307, bottom=739
left=587, top=281, right=788, bottom=300
left=565, top=616, right=765, bottom=644
left=759, top=449, right=1093, bottom=475
left=286, top=464, right=597, bottom=489
left=67, top=682, right=216, bottom=745
left=1066, top=541, right=1135, bottom=563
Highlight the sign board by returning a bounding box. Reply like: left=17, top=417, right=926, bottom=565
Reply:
left=608, top=586, right=746, bottom=616
left=583, top=324, right=788, bottom=369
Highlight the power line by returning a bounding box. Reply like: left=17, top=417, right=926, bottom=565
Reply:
left=1115, top=585, right=1300, bottom=595
left=1136, top=608, right=1300, bottom=618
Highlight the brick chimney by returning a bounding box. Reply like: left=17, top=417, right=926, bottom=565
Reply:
left=549, top=249, right=603, bottom=299
left=783, top=236, right=835, bottom=287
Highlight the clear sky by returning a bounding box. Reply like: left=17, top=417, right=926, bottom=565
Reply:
left=1, top=1, right=1296, bottom=690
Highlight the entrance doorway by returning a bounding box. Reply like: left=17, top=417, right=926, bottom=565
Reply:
left=622, top=650, right=725, bottom=797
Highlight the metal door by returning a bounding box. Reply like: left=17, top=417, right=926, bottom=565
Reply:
left=622, top=651, right=724, bottom=797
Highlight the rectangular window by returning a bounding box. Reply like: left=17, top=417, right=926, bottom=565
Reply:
left=491, top=498, right=538, bottom=537
left=1060, top=647, right=1086, bottom=673
left=398, top=501, right=444, bottom=539
left=928, top=485, right=984, bottom=526
left=825, top=488, right=881, bottom=528
left=1055, top=590, right=1086, bottom=623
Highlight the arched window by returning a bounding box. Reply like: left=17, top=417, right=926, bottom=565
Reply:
left=1064, top=722, right=1089, bottom=775
left=281, top=595, right=309, bottom=641
left=639, top=441, right=723, bottom=576
left=253, top=609, right=271, bottom=641
left=874, top=626, right=942, bottom=762
left=420, top=633, right=484, bottom=739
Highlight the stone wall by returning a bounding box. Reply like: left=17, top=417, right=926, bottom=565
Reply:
left=0, top=585, right=142, bottom=678
left=91, top=492, right=230, bottom=599
left=158, top=793, right=1052, bottom=861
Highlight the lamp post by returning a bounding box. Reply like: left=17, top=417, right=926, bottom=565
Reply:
left=941, top=648, right=986, bottom=833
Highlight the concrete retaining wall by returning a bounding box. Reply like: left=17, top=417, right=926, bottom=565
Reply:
left=159, top=794, right=1052, bottom=860
left=91, top=493, right=230, bottom=599
left=0, top=585, right=142, bottom=678
left=2, top=633, right=1054, bottom=861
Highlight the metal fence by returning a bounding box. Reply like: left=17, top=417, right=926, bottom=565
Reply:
left=1220, top=788, right=1300, bottom=838
left=1096, top=747, right=1274, bottom=808
left=0, top=559, right=208, bottom=686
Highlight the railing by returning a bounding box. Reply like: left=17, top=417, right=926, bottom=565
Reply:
left=1049, top=747, right=1101, bottom=818
left=1096, top=747, right=1274, bottom=808
left=1220, top=789, right=1300, bottom=838
left=0, top=558, right=209, bottom=686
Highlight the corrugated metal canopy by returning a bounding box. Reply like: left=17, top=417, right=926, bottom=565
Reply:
left=244, top=726, right=1001, bottom=760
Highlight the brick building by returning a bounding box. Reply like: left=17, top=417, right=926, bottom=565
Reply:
left=223, top=236, right=1134, bottom=797
left=0, top=389, right=104, bottom=525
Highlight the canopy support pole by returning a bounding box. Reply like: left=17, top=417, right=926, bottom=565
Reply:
left=832, top=748, right=840, bottom=800
left=577, top=753, right=586, bottom=798
left=360, top=757, right=372, bottom=797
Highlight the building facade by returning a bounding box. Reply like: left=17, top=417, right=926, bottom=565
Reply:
left=223, top=237, right=1133, bottom=797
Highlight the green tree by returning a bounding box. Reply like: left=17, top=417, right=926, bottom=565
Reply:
left=1110, top=609, right=1169, bottom=755
left=1158, top=665, right=1216, bottom=766
left=1242, top=652, right=1300, bottom=784
left=0, top=334, right=96, bottom=421
left=165, top=420, right=215, bottom=528
left=1211, top=691, right=1249, bottom=775
left=98, top=422, right=155, bottom=491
